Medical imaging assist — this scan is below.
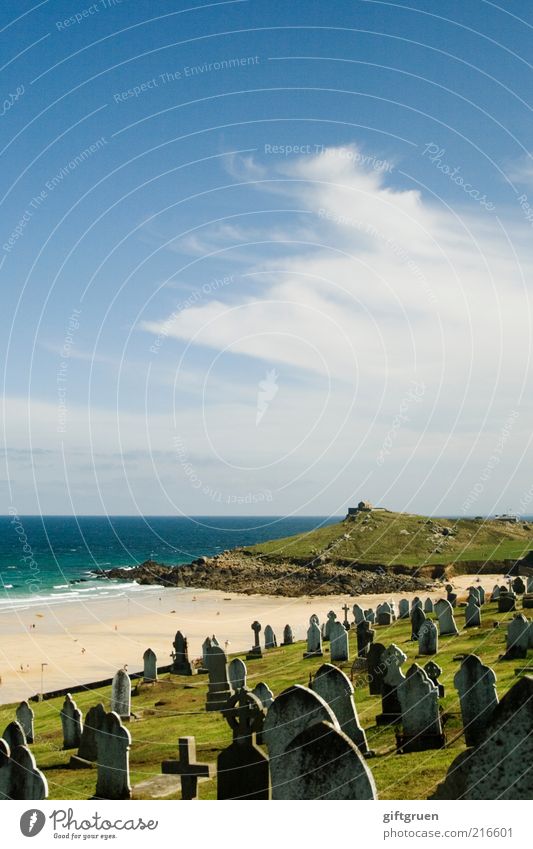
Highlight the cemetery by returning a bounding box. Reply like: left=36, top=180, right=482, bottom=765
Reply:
left=0, top=585, right=531, bottom=800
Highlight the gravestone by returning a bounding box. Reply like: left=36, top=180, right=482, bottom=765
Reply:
left=217, top=690, right=269, bottom=800
left=411, top=596, right=422, bottom=612
left=0, top=739, right=9, bottom=799
left=418, top=619, right=438, bottom=655
left=95, top=712, right=132, bottom=799
left=376, top=644, right=407, bottom=725
left=205, top=645, right=232, bottom=712
left=303, top=618, right=323, bottom=658
left=411, top=606, right=427, bottom=640
left=7, top=745, right=48, bottom=800
left=60, top=693, right=83, bottom=749
left=357, top=619, right=374, bottom=658
left=468, top=587, right=481, bottom=605
left=172, top=631, right=195, bottom=675
left=228, top=657, right=247, bottom=692
left=110, top=669, right=131, bottom=719
left=202, top=637, right=212, bottom=666
left=503, top=614, right=529, bottom=660
left=263, top=685, right=337, bottom=800
left=330, top=620, right=349, bottom=662
left=252, top=682, right=274, bottom=709
left=365, top=608, right=375, bottom=624
left=454, top=654, right=499, bottom=746
left=424, top=660, right=445, bottom=697
left=523, top=593, right=533, bottom=610
left=498, top=591, right=516, bottom=613
left=324, top=610, right=337, bottom=641
left=477, top=586, right=485, bottom=605
left=423, top=597, right=434, bottom=613
left=161, top=737, right=214, bottom=799
left=465, top=597, right=481, bottom=628
left=281, top=722, right=377, bottom=799
left=512, top=576, right=526, bottom=594
left=312, top=663, right=369, bottom=755
left=73, top=703, right=105, bottom=765
left=246, top=621, right=263, bottom=660
left=490, top=584, right=500, bottom=601
left=3, top=721, right=26, bottom=750
left=211, top=635, right=220, bottom=647
left=353, top=604, right=366, bottom=626
left=143, top=648, right=158, bottom=682
left=341, top=604, right=350, bottom=631
left=432, top=676, right=533, bottom=800
left=281, top=624, right=294, bottom=645
left=447, top=591, right=457, bottom=607
left=264, top=624, right=277, bottom=649
left=398, top=599, right=410, bottom=619
left=367, top=642, right=386, bottom=695
left=397, top=664, right=445, bottom=752
left=376, top=601, right=392, bottom=626
left=15, top=701, right=34, bottom=744
left=310, top=613, right=320, bottom=626
left=435, top=598, right=459, bottom=636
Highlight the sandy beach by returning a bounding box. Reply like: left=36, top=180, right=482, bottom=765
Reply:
left=0, top=574, right=503, bottom=705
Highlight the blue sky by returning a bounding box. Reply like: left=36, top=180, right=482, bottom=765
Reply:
left=1, top=0, right=533, bottom=516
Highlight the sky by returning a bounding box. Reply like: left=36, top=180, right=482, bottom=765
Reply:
left=1, top=0, right=533, bottom=517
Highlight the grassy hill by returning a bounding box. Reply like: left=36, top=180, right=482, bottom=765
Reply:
left=3, top=596, right=531, bottom=800
left=244, top=509, right=533, bottom=571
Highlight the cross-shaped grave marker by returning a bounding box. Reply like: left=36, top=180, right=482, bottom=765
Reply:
left=342, top=604, right=351, bottom=631
left=161, top=736, right=214, bottom=800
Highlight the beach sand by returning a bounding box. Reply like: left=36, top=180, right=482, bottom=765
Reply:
left=0, top=573, right=504, bottom=704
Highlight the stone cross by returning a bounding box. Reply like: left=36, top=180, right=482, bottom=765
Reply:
left=95, top=712, right=131, bottom=799
left=110, top=669, right=131, bottom=719
left=330, top=620, right=349, bottom=662
left=162, top=737, right=214, bottom=799
left=60, top=693, right=83, bottom=749
left=434, top=598, right=459, bottom=636
left=217, top=690, right=269, bottom=800
left=424, top=660, right=445, bottom=697
left=312, top=663, right=369, bottom=755
left=342, top=604, right=351, bottom=630
left=15, top=701, right=34, bottom=744
left=454, top=654, right=498, bottom=746
left=228, top=657, right=247, bottom=692
left=143, top=648, right=158, bottom=682
left=247, top=621, right=263, bottom=659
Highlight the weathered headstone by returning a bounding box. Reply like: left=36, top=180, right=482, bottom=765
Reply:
left=424, top=660, right=445, bottom=697
left=411, top=596, right=423, bottom=612
left=143, top=648, right=158, bottom=682
left=15, top=701, right=34, bottom=744
left=205, top=645, right=232, bottom=711
left=465, top=597, right=481, bottom=628
left=324, top=610, right=337, bottom=641
left=397, top=664, right=444, bottom=752
left=252, top=682, right=274, bottom=709
left=468, top=586, right=481, bottom=605
left=353, top=604, right=366, bottom=626
left=110, top=669, right=131, bottom=719
left=263, top=685, right=336, bottom=800
left=281, top=624, right=294, bottom=645
left=3, top=721, right=26, bottom=751
left=376, top=601, right=392, bottom=626
left=95, top=712, right=131, bottom=799
left=432, top=676, right=533, bottom=800
left=228, top=657, right=247, bottom=692
left=202, top=637, right=212, bottom=666
left=303, top=618, right=323, bottom=658
left=264, top=624, right=277, bottom=649
left=411, top=606, right=427, bottom=640
left=161, top=736, right=214, bottom=800
left=0, top=738, right=10, bottom=799
left=7, top=745, right=48, bottom=800
left=357, top=619, right=374, bottom=658
left=447, top=590, right=457, bottom=607
left=477, top=586, right=485, bottom=605
left=435, top=598, right=459, bottom=636
left=312, top=663, right=369, bottom=755
left=367, top=642, right=386, bottom=695
left=498, top=591, right=516, bottom=613
left=281, top=721, right=377, bottom=799
left=330, top=620, right=349, bottom=662
left=418, top=619, right=438, bottom=655
left=490, top=584, right=500, bottom=601
left=365, top=608, right=375, bottom=624
left=72, top=703, right=105, bottom=766
left=60, top=693, right=83, bottom=749
left=398, top=599, right=410, bottom=619
left=217, top=690, right=269, bottom=800
left=246, top=621, right=263, bottom=660
left=172, top=631, right=195, bottom=675
left=424, top=597, right=434, bottom=613
left=512, top=576, right=526, bottom=594
left=454, top=654, right=498, bottom=746
left=376, top=644, right=407, bottom=725
left=503, top=613, right=529, bottom=660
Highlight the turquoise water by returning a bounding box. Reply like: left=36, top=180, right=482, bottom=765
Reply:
left=0, top=514, right=339, bottom=610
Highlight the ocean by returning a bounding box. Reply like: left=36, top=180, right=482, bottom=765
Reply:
left=0, top=514, right=339, bottom=611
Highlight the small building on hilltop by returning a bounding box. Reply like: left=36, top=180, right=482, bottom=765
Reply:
left=346, top=500, right=373, bottom=518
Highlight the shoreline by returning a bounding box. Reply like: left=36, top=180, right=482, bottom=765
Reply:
left=0, top=573, right=504, bottom=706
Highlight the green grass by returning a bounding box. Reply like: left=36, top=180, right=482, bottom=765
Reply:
left=2, top=599, right=531, bottom=800
left=245, top=510, right=533, bottom=570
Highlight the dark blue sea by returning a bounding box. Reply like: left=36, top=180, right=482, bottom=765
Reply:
left=0, top=515, right=339, bottom=610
